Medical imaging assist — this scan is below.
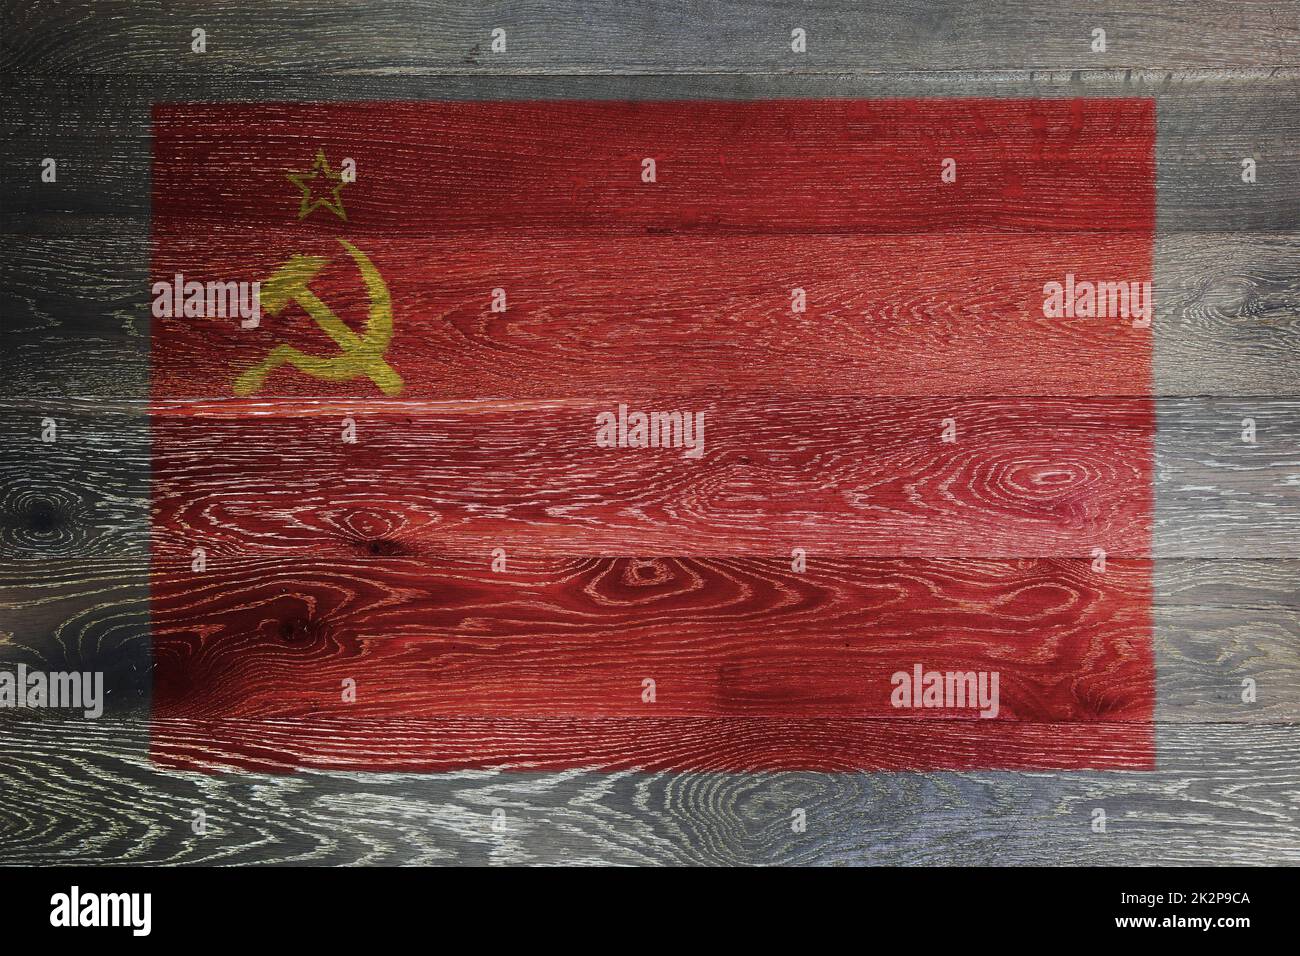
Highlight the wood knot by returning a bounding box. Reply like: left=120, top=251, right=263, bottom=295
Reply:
left=364, top=538, right=403, bottom=556
left=278, top=618, right=318, bottom=644
left=26, top=498, right=61, bottom=533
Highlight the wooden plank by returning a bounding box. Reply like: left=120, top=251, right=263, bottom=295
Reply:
left=150, top=716, right=1158, bottom=774
left=0, top=718, right=1295, bottom=864
left=150, top=555, right=1154, bottom=731
left=3, top=2, right=1296, bottom=75
left=1154, top=233, right=1300, bottom=396
left=148, top=232, right=1153, bottom=401
left=3, top=556, right=1297, bottom=723
left=5, top=398, right=1297, bottom=560
left=1156, top=558, right=1300, bottom=606
left=0, top=557, right=150, bottom=715
left=149, top=98, right=1155, bottom=236
left=147, top=397, right=1156, bottom=560
left=0, top=234, right=151, bottom=400
left=9, top=232, right=1299, bottom=401
left=0, top=404, right=148, bottom=560
left=1155, top=399, right=1300, bottom=558
left=1156, top=605, right=1300, bottom=721
left=3, top=73, right=1297, bottom=235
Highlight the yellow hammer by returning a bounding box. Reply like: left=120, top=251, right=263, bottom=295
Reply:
left=234, top=239, right=403, bottom=396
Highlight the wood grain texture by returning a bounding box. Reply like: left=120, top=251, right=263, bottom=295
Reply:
left=3, top=0, right=1299, bottom=865
left=4, top=73, right=1297, bottom=235
left=0, top=719, right=1296, bottom=865
left=147, top=397, right=1156, bottom=559
left=1155, top=399, right=1300, bottom=558
left=1, top=233, right=150, bottom=400
left=6, top=399, right=1297, bottom=561
left=1155, top=558, right=1300, bottom=607
left=150, top=98, right=1154, bottom=235
left=150, top=717, right=1159, bottom=774
left=1155, top=605, right=1300, bottom=722
left=1154, top=233, right=1300, bottom=396
left=0, top=558, right=151, bottom=714
left=3, top=1, right=1297, bottom=75
left=0, top=404, right=149, bottom=560
left=3, top=556, right=1295, bottom=723
left=149, top=556, right=1155, bottom=761
left=149, top=232, right=1153, bottom=400
left=9, top=232, right=1299, bottom=401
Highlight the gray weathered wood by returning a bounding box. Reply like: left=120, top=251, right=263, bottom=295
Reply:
left=0, top=718, right=1295, bottom=865
left=1155, top=234, right=1300, bottom=396
left=1155, top=399, right=1300, bottom=559
left=1156, top=558, right=1300, bottom=606
left=3, top=1, right=1297, bottom=75
left=0, top=557, right=150, bottom=714
left=0, top=403, right=148, bottom=559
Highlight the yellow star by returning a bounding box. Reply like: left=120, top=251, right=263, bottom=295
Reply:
left=286, top=149, right=348, bottom=221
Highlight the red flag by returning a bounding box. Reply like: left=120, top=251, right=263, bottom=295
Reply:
left=150, top=99, right=1155, bottom=772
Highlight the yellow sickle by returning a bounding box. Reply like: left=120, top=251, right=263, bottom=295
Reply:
left=233, top=238, right=403, bottom=396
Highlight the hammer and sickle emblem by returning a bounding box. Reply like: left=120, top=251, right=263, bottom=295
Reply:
left=233, top=238, right=403, bottom=396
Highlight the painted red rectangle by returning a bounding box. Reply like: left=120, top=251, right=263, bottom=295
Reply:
left=150, top=98, right=1156, bottom=774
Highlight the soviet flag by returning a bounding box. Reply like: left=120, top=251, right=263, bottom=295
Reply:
left=149, top=99, right=1155, bottom=772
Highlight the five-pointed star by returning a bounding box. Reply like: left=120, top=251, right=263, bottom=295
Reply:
left=286, top=149, right=348, bottom=221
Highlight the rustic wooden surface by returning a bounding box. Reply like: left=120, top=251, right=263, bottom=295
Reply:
left=0, top=720, right=1297, bottom=865
left=6, top=73, right=1300, bottom=238
left=1, top=2, right=1298, bottom=864
left=4, top=1, right=1298, bottom=74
